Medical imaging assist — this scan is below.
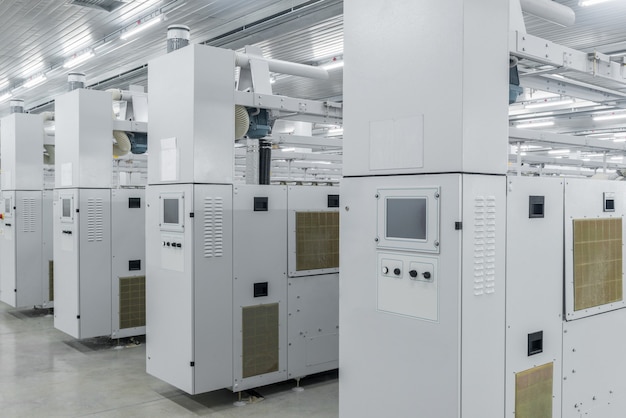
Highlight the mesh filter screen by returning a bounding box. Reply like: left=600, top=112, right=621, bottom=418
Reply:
left=515, top=362, right=553, bottom=418
left=48, top=260, right=54, bottom=302
left=242, top=303, right=279, bottom=378
left=573, top=218, right=623, bottom=311
left=119, top=276, right=146, bottom=329
left=296, top=211, right=339, bottom=271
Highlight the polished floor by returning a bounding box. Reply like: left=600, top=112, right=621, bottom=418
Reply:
left=0, top=303, right=339, bottom=418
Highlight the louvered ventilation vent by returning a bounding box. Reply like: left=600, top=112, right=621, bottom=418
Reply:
left=69, top=0, right=128, bottom=12
left=87, top=198, right=104, bottom=242
left=203, top=197, right=224, bottom=258
left=20, top=198, right=36, bottom=233
left=119, top=276, right=145, bottom=330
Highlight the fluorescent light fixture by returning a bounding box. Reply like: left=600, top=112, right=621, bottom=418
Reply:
left=63, top=50, right=94, bottom=68
left=525, top=99, right=573, bottom=109
left=610, top=156, right=623, bottom=161
left=520, top=152, right=527, bottom=156
left=23, top=74, right=47, bottom=89
left=582, top=158, right=591, bottom=161
left=327, top=128, right=343, bottom=136
left=517, top=120, right=555, bottom=128
left=0, top=92, right=12, bottom=103
left=120, top=16, right=163, bottom=40
left=321, top=60, right=344, bottom=71
left=593, top=113, right=626, bottom=122
left=614, top=138, right=626, bottom=142
left=0, top=80, right=8, bottom=90
left=579, top=0, right=613, bottom=6
left=548, top=149, right=570, bottom=154
left=281, top=147, right=296, bottom=152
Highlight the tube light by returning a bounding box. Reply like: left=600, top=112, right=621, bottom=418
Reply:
left=120, top=16, right=163, bottom=40
left=579, top=0, right=613, bottom=6
left=321, top=60, right=344, bottom=71
left=63, top=50, right=94, bottom=68
left=23, top=74, right=47, bottom=89
left=593, top=113, right=626, bottom=122
left=525, top=99, right=573, bottom=109
left=0, top=92, right=12, bottom=103
left=548, top=149, right=570, bottom=154
left=614, top=138, right=626, bottom=143
left=517, top=120, right=555, bottom=128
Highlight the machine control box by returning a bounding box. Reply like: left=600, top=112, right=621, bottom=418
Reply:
left=377, top=252, right=438, bottom=321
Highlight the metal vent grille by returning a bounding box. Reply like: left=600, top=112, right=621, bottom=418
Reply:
left=573, top=218, right=623, bottom=311
left=20, top=198, right=36, bottom=233
left=203, top=197, right=224, bottom=258
left=48, top=260, right=54, bottom=302
left=242, top=303, right=279, bottom=378
left=87, top=198, right=104, bottom=242
left=295, top=211, right=339, bottom=271
left=473, top=196, right=497, bottom=296
left=515, top=363, right=553, bottom=418
left=119, top=276, right=145, bottom=330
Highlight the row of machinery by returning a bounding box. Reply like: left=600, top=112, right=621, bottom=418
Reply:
left=145, top=41, right=342, bottom=394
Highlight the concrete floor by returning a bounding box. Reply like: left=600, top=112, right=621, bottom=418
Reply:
left=0, top=303, right=339, bottom=418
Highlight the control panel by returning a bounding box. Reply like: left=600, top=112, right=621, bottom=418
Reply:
left=160, top=233, right=184, bottom=272
left=377, top=252, right=438, bottom=321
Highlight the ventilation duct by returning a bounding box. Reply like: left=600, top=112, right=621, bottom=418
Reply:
left=520, top=0, right=575, bottom=27
left=167, top=25, right=190, bottom=53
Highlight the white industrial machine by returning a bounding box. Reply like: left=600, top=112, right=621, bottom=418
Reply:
left=0, top=108, right=54, bottom=309
left=53, top=87, right=148, bottom=339
left=339, top=1, right=626, bottom=418
left=145, top=43, right=342, bottom=395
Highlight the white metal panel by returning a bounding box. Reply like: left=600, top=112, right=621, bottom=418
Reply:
left=55, top=89, right=113, bottom=189
left=147, top=45, right=235, bottom=185
left=232, top=185, right=287, bottom=391
left=146, top=184, right=194, bottom=393
left=287, top=272, right=339, bottom=379
left=563, top=179, right=626, bottom=320
left=562, top=309, right=626, bottom=418
left=0, top=113, right=43, bottom=191
left=0, top=191, right=17, bottom=307
left=53, top=189, right=81, bottom=338
left=193, top=184, right=234, bottom=394
left=14, top=191, right=44, bottom=308
left=78, top=188, right=112, bottom=338
left=42, top=190, right=53, bottom=306
left=505, top=176, right=564, bottom=418
left=460, top=174, right=506, bottom=417
left=342, top=0, right=508, bottom=177
left=111, top=188, right=145, bottom=339
left=340, top=174, right=463, bottom=418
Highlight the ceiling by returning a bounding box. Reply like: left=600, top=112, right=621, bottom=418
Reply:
left=0, top=0, right=343, bottom=115
left=4, top=0, right=626, bottom=176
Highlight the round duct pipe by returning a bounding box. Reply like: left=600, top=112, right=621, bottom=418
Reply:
left=167, top=24, right=190, bottom=53
left=520, top=0, right=575, bottom=27
left=10, top=99, right=24, bottom=114
left=67, top=72, right=86, bottom=91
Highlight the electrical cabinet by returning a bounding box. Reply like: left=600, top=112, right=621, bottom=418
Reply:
left=146, top=184, right=340, bottom=395
left=340, top=173, right=506, bottom=418
left=53, top=188, right=111, bottom=339
left=0, top=191, right=44, bottom=308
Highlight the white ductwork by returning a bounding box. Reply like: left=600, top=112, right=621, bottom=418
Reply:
left=520, top=0, right=575, bottom=27
left=40, top=111, right=54, bottom=122
left=235, top=52, right=329, bottom=80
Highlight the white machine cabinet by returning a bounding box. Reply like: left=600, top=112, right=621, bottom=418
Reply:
left=340, top=173, right=506, bottom=418
left=53, top=188, right=112, bottom=339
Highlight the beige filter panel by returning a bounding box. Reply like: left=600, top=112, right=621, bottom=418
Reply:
left=242, top=303, right=279, bottom=378
left=296, top=211, right=339, bottom=271
left=573, top=218, right=623, bottom=311
left=119, top=276, right=146, bottom=329
left=515, top=362, right=553, bottom=418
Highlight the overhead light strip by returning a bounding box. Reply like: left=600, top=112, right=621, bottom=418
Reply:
left=120, top=15, right=163, bottom=40
left=23, top=74, right=47, bottom=89
left=593, top=113, right=626, bottom=122
left=63, top=50, right=94, bottom=69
